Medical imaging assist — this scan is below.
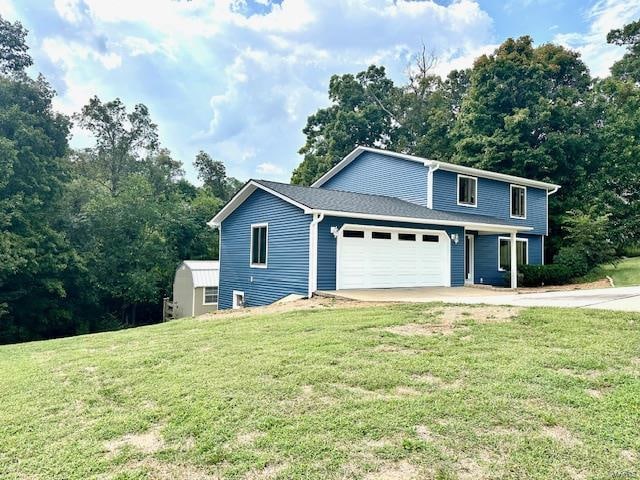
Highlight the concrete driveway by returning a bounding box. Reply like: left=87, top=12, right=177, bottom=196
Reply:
left=321, top=286, right=640, bottom=312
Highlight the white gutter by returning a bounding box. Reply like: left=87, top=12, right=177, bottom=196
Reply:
left=426, top=162, right=440, bottom=209
left=308, top=213, right=325, bottom=298
left=547, top=186, right=560, bottom=196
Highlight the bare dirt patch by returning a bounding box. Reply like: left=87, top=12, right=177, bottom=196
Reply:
left=384, top=306, right=521, bottom=337
left=363, top=460, right=419, bottom=480
left=106, top=459, right=219, bottom=480
left=385, top=322, right=458, bottom=336
left=104, top=426, right=165, bottom=456
left=415, top=425, right=434, bottom=442
left=585, top=388, right=604, bottom=399
left=620, top=449, right=638, bottom=462
left=243, top=463, right=287, bottom=480
left=440, top=306, right=521, bottom=324
left=236, top=431, right=265, bottom=447
left=411, top=373, right=463, bottom=390
left=201, top=296, right=393, bottom=320
left=542, top=426, right=582, bottom=447
left=565, top=466, right=588, bottom=480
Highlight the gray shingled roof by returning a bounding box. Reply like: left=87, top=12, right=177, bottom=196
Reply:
left=254, top=179, right=519, bottom=228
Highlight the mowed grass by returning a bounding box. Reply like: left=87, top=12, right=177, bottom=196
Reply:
left=605, top=257, right=640, bottom=287
left=0, top=303, right=639, bottom=480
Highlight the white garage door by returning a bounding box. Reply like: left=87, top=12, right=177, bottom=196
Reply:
left=337, top=226, right=450, bottom=289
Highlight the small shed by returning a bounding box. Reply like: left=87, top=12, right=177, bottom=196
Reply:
left=172, top=260, right=219, bottom=318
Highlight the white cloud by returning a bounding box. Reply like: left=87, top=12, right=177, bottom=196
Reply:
left=21, top=0, right=499, bottom=182
left=554, top=0, right=640, bottom=78
left=42, top=37, right=122, bottom=70
left=0, top=0, right=17, bottom=19
left=54, top=0, right=84, bottom=23
left=256, top=162, right=284, bottom=175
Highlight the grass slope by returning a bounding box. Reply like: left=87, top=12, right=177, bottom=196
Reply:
left=606, top=257, right=640, bottom=287
left=1, top=303, right=639, bottom=479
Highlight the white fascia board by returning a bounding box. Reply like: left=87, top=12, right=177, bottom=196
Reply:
left=313, top=146, right=560, bottom=192
left=208, top=180, right=311, bottom=227
left=307, top=209, right=533, bottom=233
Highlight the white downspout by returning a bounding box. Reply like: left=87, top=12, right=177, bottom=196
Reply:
left=547, top=186, right=559, bottom=196
left=308, top=213, right=325, bottom=298
left=426, top=162, right=440, bottom=209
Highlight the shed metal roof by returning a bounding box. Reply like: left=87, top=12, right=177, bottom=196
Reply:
left=179, top=261, right=219, bottom=287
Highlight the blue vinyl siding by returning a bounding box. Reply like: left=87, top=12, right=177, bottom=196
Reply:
left=432, top=169, right=547, bottom=235
left=218, top=189, right=310, bottom=309
left=317, top=217, right=465, bottom=289
left=473, top=233, right=544, bottom=286
left=321, top=151, right=428, bottom=206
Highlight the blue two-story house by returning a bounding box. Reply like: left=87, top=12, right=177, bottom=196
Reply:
left=209, top=147, right=560, bottom=309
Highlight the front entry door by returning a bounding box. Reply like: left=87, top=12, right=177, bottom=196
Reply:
left=465, top=234, right=474, bottom=284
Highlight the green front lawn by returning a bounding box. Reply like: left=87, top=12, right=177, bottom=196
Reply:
left=604, top=256, right=640, bottom=286
left=1, top=303, right=639, bottom=479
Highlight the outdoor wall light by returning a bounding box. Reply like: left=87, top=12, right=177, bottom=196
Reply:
left=451, top=233, right=460, bottom=244
left=330, top=226, right=339, bottom=238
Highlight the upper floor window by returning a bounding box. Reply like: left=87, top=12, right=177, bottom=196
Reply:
left=510, top=185, right=526, bottom=219
left=250, top=224, right=268, bottom=267
left=457, top=174, right=477, bottom=207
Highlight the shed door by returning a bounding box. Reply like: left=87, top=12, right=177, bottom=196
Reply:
left=336, top=226, right=450, bottom=289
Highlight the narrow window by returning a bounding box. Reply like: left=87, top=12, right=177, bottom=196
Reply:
left=458, top=175, right=477, bottom=206
left=398, top=233, right=416, bottom=241
left=343, top=230, right=365, bottom=238
left=372, top=231, right=391, bottom=240
left=499, top=238, right=528, bottom=271
left=251, top=224, right=268, bottom=266
left=422, top=234, right=439, bottom=243
left=203, top=286, right=218, bottom=304
left=511, top=185, right=526, bottom=218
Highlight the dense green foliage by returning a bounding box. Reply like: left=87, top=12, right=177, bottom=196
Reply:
left=1, top=303, right=639, bottom=478
left=0, top=18, right=236, bottom=343
left=293, top=24, right=640, bottom=263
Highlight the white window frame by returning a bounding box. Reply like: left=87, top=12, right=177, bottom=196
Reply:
left=232, top=290, right=245, bottom=309
left=498, top=236, right=528, bottom=272
left=250, top=223, right=268, bottom=268
left=510, top=184, right=527, bottom=219
left=202, top=286, right=218, bottom=305
left=457, top=174, right=478, bottom=207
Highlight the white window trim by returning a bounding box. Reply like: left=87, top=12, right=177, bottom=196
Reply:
left=202, top=286, right=218, bottom=306
left=457, top=174, right=478, bottom=207
left=249, top=223, right=268, bottom=268
left=498, top=236, right=528, bottom=272
left=232, top=290, right=245, bottom=309
left=510, top=184, right=527, bottom=219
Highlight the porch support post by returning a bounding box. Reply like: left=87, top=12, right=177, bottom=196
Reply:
left=510, top=231, right=518, bottom=289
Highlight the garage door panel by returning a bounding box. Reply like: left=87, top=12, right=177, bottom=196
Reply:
left=337, top=227, right=449, bottom=289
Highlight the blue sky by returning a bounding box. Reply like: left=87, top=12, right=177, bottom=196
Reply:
left=1, top=0, right=639, bottom=183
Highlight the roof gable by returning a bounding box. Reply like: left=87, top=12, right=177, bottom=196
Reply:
left=209, top=179, right=533, bottom=233
left=312, top=146, right=560, bottom=191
